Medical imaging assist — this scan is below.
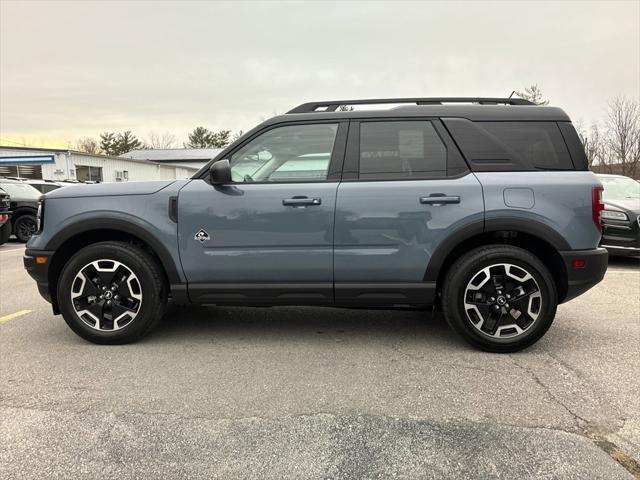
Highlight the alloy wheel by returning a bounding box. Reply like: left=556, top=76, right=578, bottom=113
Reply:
left=463, top=263, right=542, bottom=339
left=70, top=259, right=142, bottom=331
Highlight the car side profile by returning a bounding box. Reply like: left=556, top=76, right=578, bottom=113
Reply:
left=24, top=97, right=608, bottom=352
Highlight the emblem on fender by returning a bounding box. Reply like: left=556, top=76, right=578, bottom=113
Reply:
left=194, top=229, right=211, bottom=243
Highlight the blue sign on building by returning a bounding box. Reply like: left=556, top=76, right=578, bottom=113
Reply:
left=0, top=155, right=55, bottom=164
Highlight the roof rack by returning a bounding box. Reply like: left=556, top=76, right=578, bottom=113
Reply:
left=287, top=97, right=535, bottom=113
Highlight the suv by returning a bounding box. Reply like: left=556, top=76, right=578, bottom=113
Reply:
left=0, top=179, right=41, bottom=242
left=24, top=98, right=608, bottom=352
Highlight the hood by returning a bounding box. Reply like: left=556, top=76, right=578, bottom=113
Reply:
left=603, top=198, right=640, bottom=214
left=44, top=180, right=176, bottom=199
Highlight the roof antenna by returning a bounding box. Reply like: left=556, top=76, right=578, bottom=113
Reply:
left=508, top=90, right=516, bottom=99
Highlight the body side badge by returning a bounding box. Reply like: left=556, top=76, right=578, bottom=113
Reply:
left=194, top=229, right=211, bottom=243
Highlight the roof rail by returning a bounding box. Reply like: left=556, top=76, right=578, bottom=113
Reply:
left=287, top=97, right=535, bottom=113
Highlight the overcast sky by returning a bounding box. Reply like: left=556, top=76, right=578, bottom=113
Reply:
left=1, top=0, right=638, bottom=148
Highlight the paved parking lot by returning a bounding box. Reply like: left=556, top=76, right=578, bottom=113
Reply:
left=1, top=240, right=639, bottom=479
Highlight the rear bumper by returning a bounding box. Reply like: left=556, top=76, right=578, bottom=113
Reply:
left=23, top=249, right=55, bottom=309
left=559, top=248, right=608, bottom=303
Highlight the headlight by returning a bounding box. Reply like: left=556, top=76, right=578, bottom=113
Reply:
left=601, top=210, right=628, bottom=221
left=36, top=200, right=43, bottom=231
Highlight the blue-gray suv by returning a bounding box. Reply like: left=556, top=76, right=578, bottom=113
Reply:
left=24, top=98, right=608, bottom=352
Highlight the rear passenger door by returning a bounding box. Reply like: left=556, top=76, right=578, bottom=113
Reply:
left=334, top=119, right=484, bottom=305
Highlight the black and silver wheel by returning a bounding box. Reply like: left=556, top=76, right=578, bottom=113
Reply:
left=58, top=241, right=167, bottom=344
left=442, top=245, right=557, bottom=353
left=13, top=214, right=37, bottom=242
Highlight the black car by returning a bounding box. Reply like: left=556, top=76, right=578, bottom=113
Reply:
left=0, top=187, right=11, bottom=245
left=596, top=174, right=640, bottom=257
left=0, top=179, right=41, bottom=243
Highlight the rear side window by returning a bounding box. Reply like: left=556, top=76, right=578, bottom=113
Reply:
left=359, top=121, right=446, bottom=179
left=479, top=122, right=573, bottom=170
left=442, top=118, right=575, bottom=171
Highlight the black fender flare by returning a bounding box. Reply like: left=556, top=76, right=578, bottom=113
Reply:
left=424, top=216, right=570, bottom=282
left=46, top=215, right=182, bottom=284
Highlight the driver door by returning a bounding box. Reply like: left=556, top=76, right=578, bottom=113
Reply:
left=178, top=121, right=347, bottom=304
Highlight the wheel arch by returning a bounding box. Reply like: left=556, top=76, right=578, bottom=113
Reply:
left=46, top=218, right=181, bottom=312
left=427, top=219, right=570, bottom=303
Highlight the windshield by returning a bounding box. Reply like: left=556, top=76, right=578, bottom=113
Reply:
left=599, top=176, right=640, bottom=201
left=0, top=182, right=41, bottom=200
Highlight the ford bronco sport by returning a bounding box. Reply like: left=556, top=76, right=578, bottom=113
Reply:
left=24, top=97, right=608, bottom=352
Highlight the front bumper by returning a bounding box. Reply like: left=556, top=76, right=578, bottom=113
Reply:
left=601, top=219, right=640, bottom=257
left=23, top=249, right=55, bottom=308
left=559, top=248, right=608, bottom=303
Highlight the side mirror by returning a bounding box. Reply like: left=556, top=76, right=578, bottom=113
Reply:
left=209, top=159, right=232, bottom=185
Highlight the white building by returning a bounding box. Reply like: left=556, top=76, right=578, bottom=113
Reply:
left=0, top=146, right=201, bottom=182
left=120, top=148, right=222, bottom=173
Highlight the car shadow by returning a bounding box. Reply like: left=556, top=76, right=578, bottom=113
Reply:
left=148, top=303, right=463, bottom=348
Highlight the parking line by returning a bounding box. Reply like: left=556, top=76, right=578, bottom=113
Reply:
left=0, top=309, right=32, bottom=323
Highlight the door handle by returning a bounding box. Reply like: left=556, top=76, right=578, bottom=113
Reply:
left=419, top=195, right=460, bottom=205
left=282, top=197, right=321, bottom=207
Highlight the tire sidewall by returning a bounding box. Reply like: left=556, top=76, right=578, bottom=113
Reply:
left=444, top=247, right=557, bottom=352
left=58, top=243, right=163, bottom=343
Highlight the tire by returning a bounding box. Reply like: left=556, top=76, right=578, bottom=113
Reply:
left=442, top=245, right=557, bottom=353
left=0, top=222, right=10, bottom=245
left=57, top=241, right=168, bottom=344
left=13, top=214, right=37, bottom=242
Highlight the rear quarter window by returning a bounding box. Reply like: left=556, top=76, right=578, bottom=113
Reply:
left=480, top=122, right=573, bottom=170
left=442, top=119, right=575, bottom=171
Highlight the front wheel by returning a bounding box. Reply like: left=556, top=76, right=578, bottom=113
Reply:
left=57, top=241, right=167, bottom=344
left=442, top=245, right=558, bottom=353
left=13, top=214, right=37, bottom=242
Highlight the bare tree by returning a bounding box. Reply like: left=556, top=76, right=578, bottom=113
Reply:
left=74, top=137, right=99, bottom=154
left=604, top=96, right=640, bottom=177
left=576, top=121, right=606, bottom=168
left=145, top=131, right=177, bottom=149
left=515, top=84, right=550, bottom=105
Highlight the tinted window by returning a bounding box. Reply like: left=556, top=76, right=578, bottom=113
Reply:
left=480, top=122, right=573, bottom=170
left=230, top=124, right=338, bottom=182
left=359, top=121, right=446, bottom=179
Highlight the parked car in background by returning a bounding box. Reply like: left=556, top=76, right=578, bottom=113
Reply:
left=1, top=177, right=64, bottom=194
left=0, top=187, right=11, bottom=245
left=0, top=179, right=41, bottom=242
left=596, top=174, right=640, bottom=257
left=26, top=179, right=64, bottom=194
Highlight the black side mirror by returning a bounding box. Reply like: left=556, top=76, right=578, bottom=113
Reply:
left=209, top=159, right=232, bottom=185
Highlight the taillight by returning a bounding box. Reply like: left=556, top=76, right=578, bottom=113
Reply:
left=592, top=186, right=604, bottom=232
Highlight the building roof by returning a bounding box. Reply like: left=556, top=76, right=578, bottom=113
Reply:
left=121, top=148, right=223, bottom=162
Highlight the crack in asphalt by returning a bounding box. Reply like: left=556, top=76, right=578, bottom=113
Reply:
left=507, top=354, right=639, bottom=478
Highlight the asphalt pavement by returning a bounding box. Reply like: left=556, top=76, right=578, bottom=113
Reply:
left=1, top=240, right=639, bottom=479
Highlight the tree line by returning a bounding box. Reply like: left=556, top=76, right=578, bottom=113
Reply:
left=74, top=127, right=243, bottom=156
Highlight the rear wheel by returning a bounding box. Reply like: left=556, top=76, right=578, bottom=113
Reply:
left=442, top=245, right=557, bottom=353
left=13, top=214, right=37, bottom=242
left=57, top=241, right=167, bottom=344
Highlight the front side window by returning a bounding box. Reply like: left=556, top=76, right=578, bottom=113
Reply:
left=229, top=123, right=338, bottom=183
left=359, top=121, right=446, bottom=180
